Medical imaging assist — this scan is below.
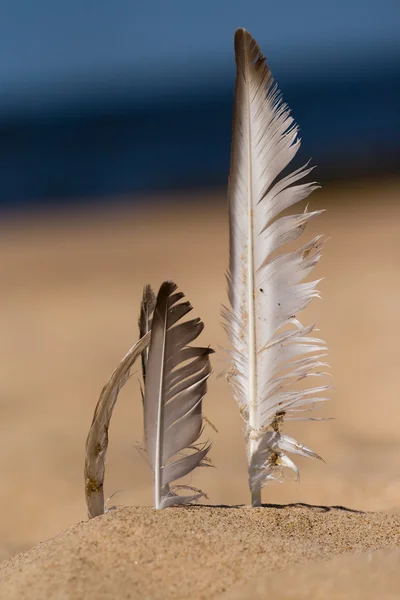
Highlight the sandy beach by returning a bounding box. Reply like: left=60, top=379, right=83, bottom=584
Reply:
left=0, top=177, right=400, bottom=597
left=1, top=505, right=400, bottom=599
left=225, top=546, right=400, bottom=600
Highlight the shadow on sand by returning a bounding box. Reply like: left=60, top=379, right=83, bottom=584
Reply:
left=197, top=502, right=364, bottom=514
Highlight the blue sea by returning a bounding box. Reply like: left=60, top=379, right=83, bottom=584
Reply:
left=0, top=64, right=398, bottom=208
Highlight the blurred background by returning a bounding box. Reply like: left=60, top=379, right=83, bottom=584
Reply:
left=1, top=0, right=400, bottom=559
left=0, top=0, right=399, bottom=205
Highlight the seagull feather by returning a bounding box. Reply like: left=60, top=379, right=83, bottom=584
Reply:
left=144, top=280, right=213, bottom=509
left=224, top=28, right=329, bottom=506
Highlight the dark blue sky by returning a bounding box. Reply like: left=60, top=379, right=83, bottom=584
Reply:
left=0, top=0, right=399, bottom=110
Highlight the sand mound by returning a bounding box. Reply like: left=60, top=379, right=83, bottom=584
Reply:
left=1, top=505, right=400, bottom=599
left=224, top=547, right=400, bottom=599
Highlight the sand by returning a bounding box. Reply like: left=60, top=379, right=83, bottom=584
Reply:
left=1, top=178, right=400, bottom=597
left=224, top=547, right=400, bottom=599
left=1, top=505, right=400, bottom=599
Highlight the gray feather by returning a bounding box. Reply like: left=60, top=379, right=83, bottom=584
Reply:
left=143, top=280, right=213, bottom=509
left=138, top=284, right=157, bottom=386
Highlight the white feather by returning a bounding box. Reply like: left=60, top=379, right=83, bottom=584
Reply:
left=225, top=28, right=329, bottom=506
